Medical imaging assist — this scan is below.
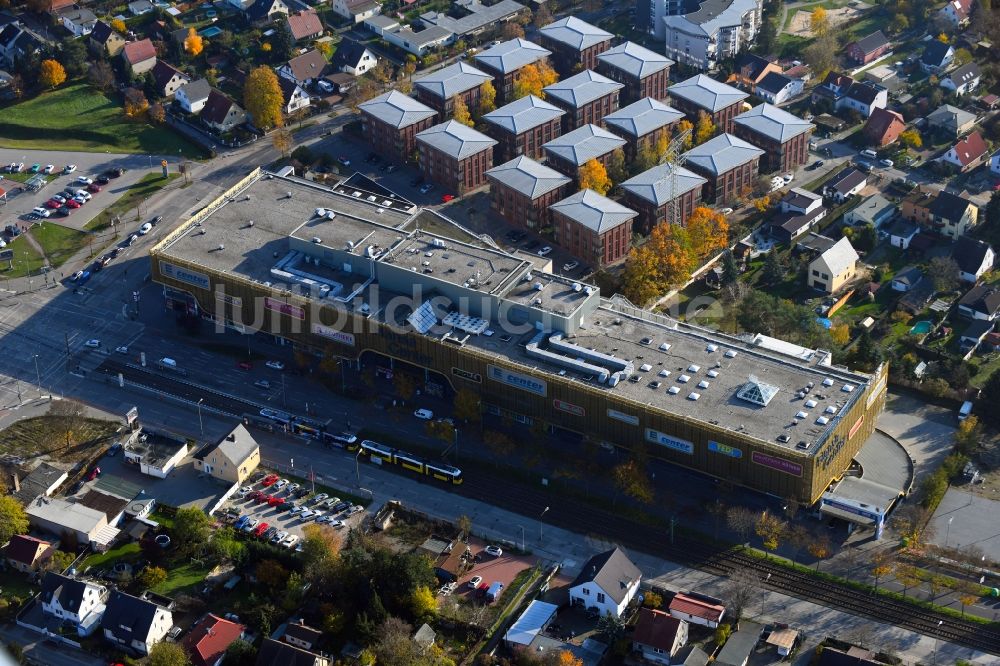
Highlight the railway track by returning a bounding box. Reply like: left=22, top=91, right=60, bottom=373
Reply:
left=87, top=365, right=1000, bottom=655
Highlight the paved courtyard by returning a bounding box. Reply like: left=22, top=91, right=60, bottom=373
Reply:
left=927, top=486, right=1000, bottom=563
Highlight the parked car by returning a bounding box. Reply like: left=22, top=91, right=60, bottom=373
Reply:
left=150, top=215, right=162, bottom=226
left=441, top=194, right=455, bottom=203
left=28, top=164, right=40, bottom=173
left=274, top=479, right=288, bottom=490
left=31, top=207, right=51, bottom=218
left=265, top=360, right=284, bottom=370
left=85, top=339, right=101, bottom=348
left=281, top=534, right=300, bottom=549
left=484, top=545, right=503, bottom=557
left=75, top=176, right=93, bottom=185
left=96, top=175, right=110, bottom=185
left=42, top=165, right=55, bottom=174
left=419, top=183, right=434, bottom=194
left=879, top=158, right=894, bottom=168
left=414, top=408, right=434, bottom=420
left=238, top=360, right=252, bottom=370
left=261, top=473, right=279, bottom=486
left=537, top=246, right=552, bottom=256
left=253, top=379, right=271, bottom=389
left=87, top=184, right=101, bottom=193
left=115, top=345, right=129, bottom=354
left=313, top=493, right=329, bottom=504
left=317, top=79, right=334, bottom=93
left=63, top=164, right=77, bottom=173
left=468, top=575, right=483, bottom=589
left=87, top=466, right=101, bottom=481
left=337, top=156, right=351, bottom=167
left=271, top=530, right=288, bottom=544
left=138, top=222, right=152, bottom=235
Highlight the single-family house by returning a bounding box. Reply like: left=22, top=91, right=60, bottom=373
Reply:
left=102, top=590, right=173, bottom=655
left=257, top=637, right=331, bottom=665
left=811, top=71, right=853, bottom=108
left=887, top=219, right=918, bottom=249
left=567, top=547, right=642, bottom=618
left=122, top=39, right=157, bottom=76
left=40, top=572, right=109, bottom=637
left=846, top=30, right=890, bottom=66
left=4, top=534, right=53, bottom=572
left=808, top=236, right=859, bottom=293
left=151, top=60, right=190, bottom=99
left=381, top=24, right=452, bottom=57
left=840, top=81, right=887, bottom=118
left=184, top=614, right=246, bottom=666
left=279, top=49, right=330, bottom=88
left=716, top=622, right=763, bottom=666
left=953, top=237, right=995, bottom=282
left=960, top=319, right=994, bottom=352
left=550, top=189, right=638, bottom=267
left=938, top=0, right=973, bottom=28
left=331, top=39, right=378, bottom=76
left=331, top=0, right=381, bottom=24
left=89, top=20, right=126, bottom=57
left=863, top=108, right=905, bottom=147
left=844, top=193, right=896, bottom=228
left=769, top=188, right=826, bottom=242
left=632, top=608, right=688, bottom=665
left=286, top=9, right=323, bottom=42
left=958, top=285, right=1000, bottom=320
left=201, top=89, right=247, bottom=133
left=77, top=490, right=129, bottom=527
left=283, top=620, right=323, bottom=650
left=822, top=167, right=867, bottom=203
left=0, top=23, right=41, bottom=69
left=941, top=62, right=981, bottom=96
left=728, top=52, right=781, bottom=94
left=667, top=592, right=726, bottom=629
left=278, top=76, right=311, bottom=115
left=59, top=8, right=97, bottom=37
left=755, top=72, right=803, bottom=106
left=891, top=265, right=924, bottom=292
left=128, top=0, right=154, bottom=15
left=26, top=496, right=119, bottom=551
left=920, top=41, right=954, bottom=74
left=12, top=461, right=68, bottom=505
left=925, top=190, right=979, bottom=238
left=992, top=150, right=1000, bottom=177
left=926, top=104, right=976, bottom=137
left=941, top=131, right=989, bottom=172
left=364, top=14, right=398, bottom=36
left=176, top=78, right=211, bottom=114
left=244, top=0, right=290, bottom=25
left=194, top=424, right=262, bottom=485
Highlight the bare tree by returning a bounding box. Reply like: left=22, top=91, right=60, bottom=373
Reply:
left=722, top=568, right=759, bottom=620
left=726, top=505, right=755, bottom=543
left=706, top=499, right=727, bottom=541
left=48, top=399, right=87, bottom=449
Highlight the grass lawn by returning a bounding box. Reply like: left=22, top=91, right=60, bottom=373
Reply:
left=0, top=82, right=205, bottom=158
left=0, top=415, right=120, bottom=463
left=0, top=569, right=38, bottom=603
left=970, top=353, right=1000, bottom=388
left=83, top=542, right=141, bottom=571
left=85, top=172, right=180, bottom=231
left=781, top=0, right=855, bottom=31
left=0, top=233, right=46, bottom=279
left=152, top=560, right=214, bottom=596
left=32, top=222, right=89, bottom=269
left=2, top=172, right=55, bottom=184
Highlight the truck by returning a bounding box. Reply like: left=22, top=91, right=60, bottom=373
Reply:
left=486, top=581, right=503, bottom=603
left=958, top=400, right=973, bottom=421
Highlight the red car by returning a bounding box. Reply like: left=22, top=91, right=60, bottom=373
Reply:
left=268, top=496, right=286, bottom=507
left=87, top=466, right=101, bottom=481
left=65, top=199, right=81, bottom=209
left=253, top=522, right=269, bottom=537
left=249, top=490, right=264, bottom=501
left=238, top=360, right=252, bottom=370
left=261, top=474, right=279, bottom=487
left=254, top=493, right=269, bottom=504
left=441, top=194, right=455, bottom=203
left=87, top=183, right=102, bottom=193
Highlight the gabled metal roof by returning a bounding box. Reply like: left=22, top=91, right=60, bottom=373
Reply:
left=543, top=69, right=623, bottom=108
left=538, top=16, right=612, bottom=51
left=482, top=94, right=564, bottom=134
left=474, top=38, right=550, bottom=74
left=542, top=124, right=626, bottom=166
left=683, top=132, right=764, bottom=176
left=416, top=120, right=498, bottom=160
left=620, top=163, right=706, bottom=206
left=550, top=188, right=637, bottom=234
left=485, top=156, right=571, bottom=199
left=360, top=91, right=437, bottom=129
left=603, top=97, right=683, bottom=139
left=668, top=74, right=747, bottom=113
left=733, top=103, right=814, bottom=143
left=597, top=41, right=673, bottom=79
left=413, top=61, right=492, bottom=100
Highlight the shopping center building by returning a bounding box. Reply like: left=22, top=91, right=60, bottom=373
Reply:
left=150, top=168, right=888, bottom=504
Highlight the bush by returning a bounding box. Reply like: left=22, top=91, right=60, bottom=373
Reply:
left=290, top=146, right=314, bottom=164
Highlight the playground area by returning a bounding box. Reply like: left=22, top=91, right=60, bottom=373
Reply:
left=786, top=1, right=872, bottom=38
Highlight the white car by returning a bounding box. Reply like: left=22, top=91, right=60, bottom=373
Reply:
left=781, top=173, right=794, bottom=183
left=281, top=534, right=300, bottom=549
left=562, top=261, right=579, bottom=272
left=265, top=360, right=285, bottom=370
left=879, top=158, right=894, bottom=168
left=115, top=345, right=128, bottom=354
left=316, top=79, right=334, bottom=93
left=31, top=207, right=51, bottom=218
left=84, top=339, right=101, bottom=348
left=42, top=165, right=55, bottom=174
left=75, top=175, right=92, bottom=185
left=313, top=493, right=329, bottom=504
left=270, top=530, right=288, bottom=544
left=299, top=510, right=315, bottom=521
left=287, top=483, right=300, bottom=494
left=468, top=575, right=483, bottom=589
left=242, top=518, right=259, bottom=532
left=274, top=479, right=288, bottom=490
left=720, top=207, right=734, bottom=215
left=74, top=190, right=92, bottom=201
left=64, top=164, right=77, bottom=173
left=414, top=408, right=434, bottom=420
left=138, top=222, right=152, bottom=235
left=349, top=504, right=364, bottom=515
left=538, top=246, right=552, bottom=256
left=236, top=486, right=252, bottom=497
left=484, top=545, right=503, bottom=557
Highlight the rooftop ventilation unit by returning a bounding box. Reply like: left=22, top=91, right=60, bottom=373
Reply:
left=816, top=416, right=829, bottom=425
left=573, top=283, right=582, bottom=292
left=677, top=375, right=690, bottom=383
left=842, top=384, right=855, bottom=392
left=639, top=363, right=652, bottom=372
left=658, top=369, right=670, bottom=377
left=804, top=399, right=818, bottom=408
left=707, top=369, right=719, bottom=378
left=796, top=411, right=808, bottom=419
left=312, top=237, right=322, bottom=244
left=432, top=238, right=447, bottom=248
left=823, top=378, right=834, bottom=387
left=697, top=380, right=710, bottom=389
left=659, top=343, right=671, bottom=351
left=668, top=386, right=680, bottom=394
left=524, top=272, right=533, bottom=281
left=706, top=344, right=718, bottom=352
left=534, top=282, right=544, bottom=291
left=247, top=220, right=254, bottom=227
left=825, top=405, right=837, bottom=414
left=724, top=350, right=738, bottom=358
left=533, top=298, right=542, bottom=305
left=687, top=364, right=700, bottom=373
left=584, top=287, right=595, bottom=295
left=216, top=244, right=224, bottom=251
left=688, top=392, right=701, bottom=401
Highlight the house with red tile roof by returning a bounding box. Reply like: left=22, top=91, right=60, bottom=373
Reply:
left=941, top=131, right=988, bottom=172
left=632, top=608, right=688, bottom=665
left=286, top=9, right=323, bottom=42
left=863, top=108, right=905, bottom=147
left=183, top=614, right=245, bottom=666
left=122, top=38, right=157, bottom=76
left=667, top=592, right=726, bottom=628
left=4, top=534, right=53, bottom=572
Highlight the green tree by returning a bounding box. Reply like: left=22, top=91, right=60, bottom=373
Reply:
left=171, top=507, right=211, bottom=555
left=256, top=558, right=290, bottom=590
left=411, top=585, right=437, bottom=619
left=137, top=565, right=168, bottom=590
left=761, top=251, right=786, bottom=285
left=611, top=459, right=654, bottom=504
left=721, top=251, right=739, bottom=286
left=606, top=148, right=627, bottom=185
left=149, top=641, right=191, bottom=666
left=44, top=549, right=75, bottom=574
left=453, top=388, right=481, bottom=423
left=223, top=639, right=257, bottom=665
left=0, top=496, right=29, bottom=547
left=985, top=191, right=1000, bottom=227
left=58, top=38, right=88, bottom=78
left=597, top=611, right=627, bottom=642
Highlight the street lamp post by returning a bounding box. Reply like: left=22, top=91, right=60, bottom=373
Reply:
left=197, top=398, right=204, bottom=436
left=539, top=506, right=550, bottom=543
left=517, top=525, right=525, bottom=552
left=355, top=447, right=363, bottom=483
left=934, top=620, right=943, bottom=664
left=946, top=516, right=954, bottom=548
left=33, top=354, right=42, bottom=397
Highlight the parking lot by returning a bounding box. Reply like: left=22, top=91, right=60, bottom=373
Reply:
left=449, top=536, right=539, bottom=603
left=218, top=471, right=367, bottom=548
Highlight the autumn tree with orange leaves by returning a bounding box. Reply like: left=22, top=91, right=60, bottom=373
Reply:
left=686, top=206, right=729, bottom=257
left=184, top=27, right=204, bottom=56
left=578, top=159, right=612, bottom=195
left=622, top=223, right=696, bottom=305
left=511, top=61, right=559, bottom=99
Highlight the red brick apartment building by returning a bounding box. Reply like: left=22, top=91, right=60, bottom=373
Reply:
left=550, top=189, right=638, bottom=267
left=413, top=61, right=492, bottom=117
left=538, top=16, right=612, bottom=77
left=473, top=38, right=552, bottom=106
left=485, top=156, right=571, bottom=230
left=668, top=74, right=749, bottom=134
left=732, top=103, right=814, bottom=173
left=597, top=41, right=672, bottom=105
left=620, top=163, right=706, bottom=233
left=683, top=132, right=764, bottom=205
left=359, top=91, right=438, bottom=164
left=543, top=69, right=623, bottom=133
left=416, top=120, right=498, bottom=195
left=482, top=94, right=565, bottom=163
left=603, top=97, right=683, bottom=162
